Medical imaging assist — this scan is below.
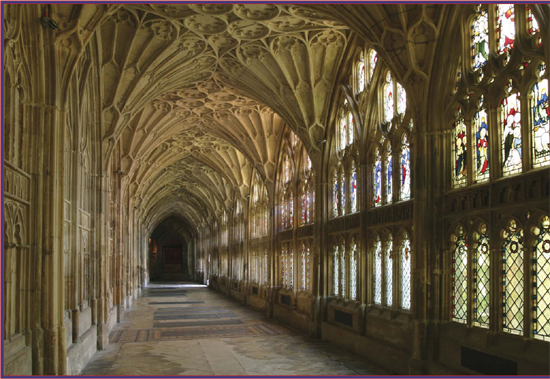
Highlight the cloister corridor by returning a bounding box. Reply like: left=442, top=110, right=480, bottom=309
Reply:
left=81, top=283, right=387, bottom=376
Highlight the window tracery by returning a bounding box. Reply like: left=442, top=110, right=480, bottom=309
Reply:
left=473, top=223, right=490, bottom=328
left=452, top=226, right=468, bottom=324
left=451, top=4, right=547, bottom=187
left=502, top=219, right=524, bottom=335
left=534, top=216, right=550, bottom=340
left=400, top=233, right=411, bottom=310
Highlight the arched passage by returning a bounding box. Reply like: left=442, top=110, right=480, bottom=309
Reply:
left=148, top=217, right=195, bottom=282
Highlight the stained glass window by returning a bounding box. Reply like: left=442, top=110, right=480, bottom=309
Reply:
left=281, top=195, right=286, bottom=230
left=350, top=241, right=358, bottom=300
left=348, top=113, right=354, bottom=146
left=306, top=243, right=311, bottom=291
left=452, top=227, right=468, bottom=323
left=454, top=59, right=462, bottom=94
left=534, top=216, right=550, bottom=341
left=501, top=81, right=522, bottom=176
left=453, top=108, right=467, bottom=188
left=527, top=6, right=540, bottom=35
left=471, top=6, right=489, bottom=71
left=386, top=146, right=393, bottom=204
left=301, top=244, right=306, bottom=291
left=400, top=134, right=411, bottom=200
left=281, top=245, right=287, bottom=288
left=474, top=97, right=490, bottom=182
left=358, top=51, right=366, bottom=92
left=340, top=243, right=346, bottom=298
left=289, top=245, right=294, bottom=289
left=333, top=246, right=339, bottom=296
left=374, top=148, right=382, bottom=207
left=502, top=220, right=524, bottom=335
left=350, top=163, right=357, bottom=213
left=374, top=237, right=382, bottom=304
left=401, top=235, right=411, bottom=310
left=340, top=169, right=346, bottom=215
left=496, top=4, right=515, bottom=56
left=397, top=83, right=406, bottom=116
left=384, top=73, right=394, bottom=124
left=473, top=223, right=490, bottom=328
left=288, top=193, right=294, bottom=228
left=301, top=185, right=307, bottom=226
left=531, top=63, right=549, bottom=168
left=333, top=170, right=339, bottom=217
left=385, top=236, right=393, bottom=306
left=369, top=49, right=378, bottom=82
left=284, top=156, right=290, bottom=183
left=340, top=113, right=347, bottom=151
left=264, top=248, right=268, bottom=284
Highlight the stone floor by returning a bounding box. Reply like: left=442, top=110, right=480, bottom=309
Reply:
left=81, top=283, right=389, bottom=376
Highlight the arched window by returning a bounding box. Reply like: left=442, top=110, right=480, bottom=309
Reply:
left=385, top=144, right=393, bottom=203
left=368, top=49, right=378, bottom=83
left=281, top=244, right=287, bottom=288
left=384, top=72, right=394, bottom=124
left=333, top=169, right=339, bottom=217
left=502, top=220, right=524, bottom=335
left=264, top=247, right=268, bottom=285
left=340, top=241, right=346, bottom=298
left=385, top=235, right=393, bottom=306
left=453, top=4, right=547, bottom=187
left=473, top=223, right=490, bottom=328
left=350, top=162, right=357, bottom=213
left=471, top=6, right=489, bottom=72
left=350, top=239, right=358, bottom=300
left=474, top=96, right=489, bottom=182
left=339, top=166, right=345, bottom=215
left=501, top=80, right=522, bottom=176
left=374, top=235, right=382, bottom=304
left=300, top=241, right=312, bottom=292
left=400, top=134, right=411, bottom=201
left=452, top=107, right=467, bottom=188
left=333, top=245, right=339, bottom=296
left=531, top=63, right=549, bottom=168
left=357, top=51, right=365, bottom=93
left=373, top=148, right=382, bottom=207
left=397, top=83, right=407, bottom=116
left=452, top=226, right=468, bottom=324
left=534, top=216, right=550, bottom=340
left=400, top=233, right=411, bottom=310
left=495, top=3, right=515, bottom=56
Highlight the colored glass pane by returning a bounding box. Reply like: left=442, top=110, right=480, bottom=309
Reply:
left=496, top=4, right=515, bottom=55
left=340, top=171, right=346, bottom=215
left=348, top=113, right=354, bottom=146
left=384, top=73, right=394, bottom=123
left=369, top=49, right=378, bottom=82
left=374, top=149, right=382, bottom=207
left=333, top=171, right=339, bottom=217
left=340, top=115, right=347, bottom=151
left=400, top=134, right=411, bottom=200
left=333, top=246, right=339, bottom=296
left=501, top=82, right=522, bottom=175
left=401, top=237, right=411, bottom=310
left=385, top=237, right=393, bottom=306
left=527, top=6, right=540, bottom=36
left=358, top=53, right=366, bottom=92
left=471, top=7, right=489, bottom=71
left=474, top=101, right=490, bottom=182
left=386, top=147, right=393, bottom=203
left=531, top=65, right=549, bottom=167
left=397, top=83, right=406, bottom=116
left=453, top=108, right=467, bottom=188
left=350, top=164, right=357, bottom=213
left=340, top=244, right=346, bottom=298
left=350, top=243, right=357, bottom=300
